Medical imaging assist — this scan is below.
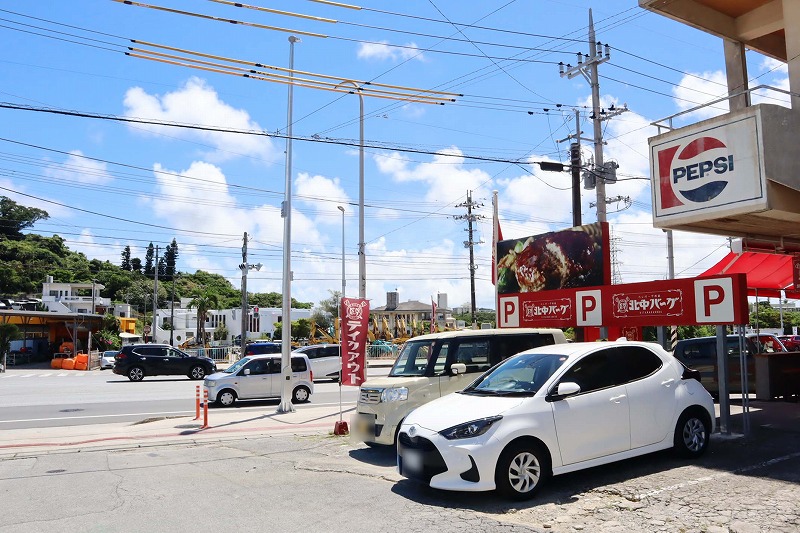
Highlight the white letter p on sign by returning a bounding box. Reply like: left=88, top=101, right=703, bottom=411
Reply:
left=499, top=296, right=519, bottom=327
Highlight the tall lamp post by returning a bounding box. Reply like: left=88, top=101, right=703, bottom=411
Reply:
left=278, top=35, right=300, bottom=414
left=335, top=205, right=346, bottom=434
left=334, top=80, right=366, bottom=299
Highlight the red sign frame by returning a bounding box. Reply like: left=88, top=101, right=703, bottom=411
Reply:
left=498, top=274, right=748, bottom=328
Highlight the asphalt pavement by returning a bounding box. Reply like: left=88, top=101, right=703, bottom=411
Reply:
left=0, top=363, right=798, bottom=532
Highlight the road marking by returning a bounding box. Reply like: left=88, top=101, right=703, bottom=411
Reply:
left=636, top=450, right=800, bottom=500
left=0, top=411, right=193, bottom=424
left=20, top=374, right=36, bottom=378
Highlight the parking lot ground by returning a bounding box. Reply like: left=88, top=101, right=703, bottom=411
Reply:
left=0, top=399, right=798, bottom=532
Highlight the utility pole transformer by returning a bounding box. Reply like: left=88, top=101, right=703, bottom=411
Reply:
left=455, top=191, right=484, bottom=328
left=559, top=9, right=627, bottom=223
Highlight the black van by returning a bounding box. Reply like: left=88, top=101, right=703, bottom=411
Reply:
left=672, top=334, right=786, bottom=395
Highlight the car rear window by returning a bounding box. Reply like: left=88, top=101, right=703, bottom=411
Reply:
left=247, top=343, right=281, bottom=355
left=291, top=356, right=308, bottom=372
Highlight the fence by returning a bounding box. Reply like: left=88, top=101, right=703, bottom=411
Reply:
left=185, top=346, right=236, bottom=364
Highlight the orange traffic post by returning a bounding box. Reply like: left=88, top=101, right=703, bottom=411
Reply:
left=201, top=388, right=209, bottom=429
left=194, top=385, right=200, bottom=420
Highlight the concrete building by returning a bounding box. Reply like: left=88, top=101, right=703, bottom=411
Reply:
left=370, top=292, right=458, bottom=338
left=154, top=300, right=312, bottom=346
left=41, top=276, right=132, bottom=319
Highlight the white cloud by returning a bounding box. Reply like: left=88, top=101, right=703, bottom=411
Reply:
left=295, top=172, right=350, bottom=215
left=374, top=147, right=492, bottom=204
left=123, top=77, right=275, bottom=162
left=753, top=57, right=791, bottom=107
left=44, top=151, right=113, bottom=185
left=357, top=41, right=425, bottom=62
left=672, top=70, right=730, bottom=121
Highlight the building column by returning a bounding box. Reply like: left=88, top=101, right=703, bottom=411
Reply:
left=723, top=38, right=750, bottom=112
left=784, top=0, right=800, bottom=112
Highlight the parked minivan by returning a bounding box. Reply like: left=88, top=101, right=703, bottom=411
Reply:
left=204, top=354, right=314, bottom=406
left=352, top=328, right=568, bottom=446
left=672, top=333, right=787, bottom=395
left=292, top=344, right=341, bottom=381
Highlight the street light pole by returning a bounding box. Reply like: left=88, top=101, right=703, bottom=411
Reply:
left=278, top=35, right=300, bottom=414
left=335, top=80, right=366, bottom=299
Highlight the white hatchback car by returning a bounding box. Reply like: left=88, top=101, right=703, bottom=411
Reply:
left=397, top=340, right=715, bottom=500
left=204, top=354, right=314, bottom=407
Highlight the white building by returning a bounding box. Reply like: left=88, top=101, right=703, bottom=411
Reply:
left=41, top=276, right=132, bottom=318
left=154, top=300, right=312, bottom=346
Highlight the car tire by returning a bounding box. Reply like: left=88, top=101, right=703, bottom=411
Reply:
left=127, top=366, right=145, bottom=382
left=291, top=385, right=311, bottom=404
left=189, top=365, right=206, bottom=380
left=674, top=408, right=711, bottom=458
left=495, top=441, right=550, bottom=501
left=216, top=389, right=236, bottom=407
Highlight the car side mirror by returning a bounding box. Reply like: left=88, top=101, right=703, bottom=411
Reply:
left=450, top=363, right=467, bottom=376
left=546, top=381, right=581, bottom=402
left=243, top=368, right=251, bottom=376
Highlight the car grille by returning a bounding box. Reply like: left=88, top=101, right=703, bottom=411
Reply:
left=397, top=432, right=448, bottom=483
left=359, top=388, right=383, bottom=404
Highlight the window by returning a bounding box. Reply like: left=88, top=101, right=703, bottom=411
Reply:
left=615, top=346, right=662, bottom=383
left=493, top=334, right=557, bottom=366
left=246, top=359, right=270, bottom=375
left=453, top=340, right=490, bottom=373
left=432, top=342, right=450, bottom=376
left=559, top=350, right=619, bottom=393
left=291, top=357, right=308, bottom=372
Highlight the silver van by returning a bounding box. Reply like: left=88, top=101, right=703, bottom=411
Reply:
left=352, top=328, right=568, bottom=446
left=204, top=354, right=314, bottom=406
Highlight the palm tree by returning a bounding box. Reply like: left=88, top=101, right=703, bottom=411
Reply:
left=189, top=292, right=218, bottom=345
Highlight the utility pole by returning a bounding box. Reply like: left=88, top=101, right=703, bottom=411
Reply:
left=153, top=245, right=159, bottom=344
left=455, top=191, right=484, bottom=328
left=241, top=232, right=249, bottom=354
left=559, top=9, right=626, bottom=223
left=240, top=232, right=262, bottom=354
left=556, top=109, right=593, bottom=227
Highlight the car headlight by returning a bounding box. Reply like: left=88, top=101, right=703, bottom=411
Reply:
left=380, top=387, right=408, bottom=403
left=205, top=380, right=216, bottom=387
left=439, top=416, right=503, bottom=440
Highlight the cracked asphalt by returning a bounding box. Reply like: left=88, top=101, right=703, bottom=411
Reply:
left=1, top=414, right=798, bottom=533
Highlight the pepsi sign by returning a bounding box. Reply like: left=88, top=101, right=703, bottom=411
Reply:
left=650, top=114, right=765, bottom=226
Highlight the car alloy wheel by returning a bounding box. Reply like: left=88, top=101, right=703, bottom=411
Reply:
left=128, top=367, right=144, bottom=382
left=189, top=366, right=206, bottom=380
left=495, top=442, right=550, bottom=500
left=674, top=409, right=710, bottom=458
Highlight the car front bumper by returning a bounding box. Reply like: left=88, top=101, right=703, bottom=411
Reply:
left=396, top=423, right=503, bottom=493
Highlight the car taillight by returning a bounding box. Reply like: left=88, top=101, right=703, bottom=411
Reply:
left=310, top=369, right=313, bottom=381
left=116, top=353, right=125, bottom=359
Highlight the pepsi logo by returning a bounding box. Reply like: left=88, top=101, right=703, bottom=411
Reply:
left=657, top=136, right=734, bottom=209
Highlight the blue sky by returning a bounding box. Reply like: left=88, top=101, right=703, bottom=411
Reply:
left=0, top=0, right=790, bottom=310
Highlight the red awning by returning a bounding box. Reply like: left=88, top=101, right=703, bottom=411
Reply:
left=700, top=252, right=799, bottom=299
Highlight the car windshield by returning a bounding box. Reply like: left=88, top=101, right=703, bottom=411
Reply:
left=389, top=340, right=436, bottom=377
left=223, top=357, right=251, bottom=374
left=462, top=352, right=567, bottom=396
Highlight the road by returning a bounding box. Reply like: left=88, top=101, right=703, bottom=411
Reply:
left=0, top=366, right=389, bottom=430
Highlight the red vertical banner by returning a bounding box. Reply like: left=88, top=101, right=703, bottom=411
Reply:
left=793, top=256, right=800, bottom=289
left=430, top=298, right=437, bottom=333
left=340, top=297, right=370, bottom=387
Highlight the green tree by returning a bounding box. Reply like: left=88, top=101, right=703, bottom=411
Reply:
left=311, top=290, right=341, bottom=330
left=214, top=322, right=229, bottom=342
left=164, top=238, right=178, bottom=280
left=130, top=257, right=143, bottom=274
left=121, top=246, right=131, bottom=271
left=0, top=196, right=49, bottom=240
left=272, top=318, right=311, bottom=341
left=189, top=292, right=218, bottom=343
left=144, top=243, right=155, bottom=278
left=0, top=323, right=21, bottom=370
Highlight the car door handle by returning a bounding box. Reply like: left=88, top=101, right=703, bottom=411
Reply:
left=609, top=394, right=626, bottom=403
left=661, top=378, right=675, bottom=387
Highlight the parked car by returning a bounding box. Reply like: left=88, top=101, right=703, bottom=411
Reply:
left=778, top=335, right=800, bottom=351
left=113, top=344, right=216, bottom=382
left=243, top=341, right=282, bottom=356
left=352, top=328, right=568, bottom=447
left=292, top=344, right=341, bottom=381
left=204, top=353, right=313, bottom=406
left=672, top=333, right=787, bottom=395
left=397, top=340, right=715, bottom=500
left=100, top=350, right=118, bottom=369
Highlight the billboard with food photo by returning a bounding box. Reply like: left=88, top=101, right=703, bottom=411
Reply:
left=496, top=222, right=610, bottom=295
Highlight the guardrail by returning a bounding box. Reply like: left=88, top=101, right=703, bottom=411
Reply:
left=185, top=346, right=236, bottom=363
